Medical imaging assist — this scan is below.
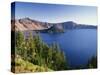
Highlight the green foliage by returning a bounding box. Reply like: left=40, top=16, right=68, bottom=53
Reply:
left=13, top=31, right=68, bottom=73
left=16, top=31, right=25, bottom=57
left=87, top=56, right=97, bottom=68
left=47, top=42, right=68, bottom=70
left=14, top=55, right=52, bottom=73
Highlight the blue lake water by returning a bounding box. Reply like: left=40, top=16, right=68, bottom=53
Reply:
left=39, top=29, right=97, bottom=68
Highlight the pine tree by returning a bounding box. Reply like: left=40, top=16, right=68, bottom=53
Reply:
left=16, top=31, right=25, bottom=56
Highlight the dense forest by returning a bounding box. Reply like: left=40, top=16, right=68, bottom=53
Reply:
left=11, top=31, right=97, bottom=73
left=11, top=31, right=68, bottom=73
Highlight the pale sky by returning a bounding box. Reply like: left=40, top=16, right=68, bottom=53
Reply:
left=12, top=2, right=98, bottom=25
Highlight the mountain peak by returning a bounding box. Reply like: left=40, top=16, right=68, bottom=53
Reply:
left=65, top=21, right=77, bottom=24
left=19, top=17, right=32, bottom=21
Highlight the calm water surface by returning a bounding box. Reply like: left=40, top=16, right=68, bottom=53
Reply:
left=39, top=29, right=97, bottom=68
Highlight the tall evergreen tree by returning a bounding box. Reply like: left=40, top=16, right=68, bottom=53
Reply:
left=16, top=31, right=25, bottom=56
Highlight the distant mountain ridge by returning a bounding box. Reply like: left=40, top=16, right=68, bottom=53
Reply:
left=11, top=18, right=97, bottom=32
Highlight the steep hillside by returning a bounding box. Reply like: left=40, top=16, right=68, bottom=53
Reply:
left=11, top=18, right=52, bottom=31
left=11, top=55, right=52, bottom=73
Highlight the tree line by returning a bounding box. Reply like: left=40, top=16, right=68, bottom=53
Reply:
left=15, top=31, right=68, bottom=71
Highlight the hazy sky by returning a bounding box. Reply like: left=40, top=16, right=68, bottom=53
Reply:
left=12, top=2, right=97, bottom=25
